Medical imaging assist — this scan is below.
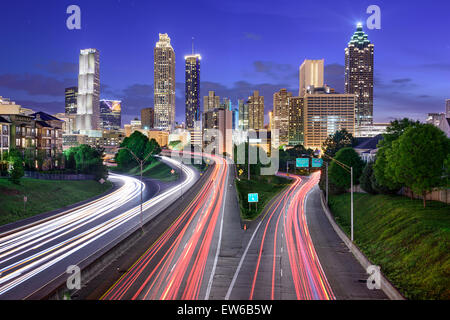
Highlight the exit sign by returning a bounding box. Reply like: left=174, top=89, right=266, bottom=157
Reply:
left=312, top=158, right=323, bottom=168
left=248, top=193, right=259, bottom=203
left=296, top=158, right=309, bottom=168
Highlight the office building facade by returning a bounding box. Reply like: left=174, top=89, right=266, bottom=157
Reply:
left=141, top=107, right=154, bottom=130
left=100, top=100, right=121, bottom=131
left=65, top=87, right=78, bottom=115
left=203, top=91, right=220, bottom=113
left=304, top=91, right=356, bottom=150
left=299, top=59, right=324, bottom=97
left=154, top=33, right=176, bottom=130
left=272, top=89, right=292, bottom=147
left=288, top=96, right=304, bottom=146
left=248, top=91, right=264, bottom=130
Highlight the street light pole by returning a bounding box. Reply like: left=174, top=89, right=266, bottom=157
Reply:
left=351, top=166, right=354, bottom=242
left=322, top=153, right=354, bottom=242
left=118, top=147, right=154, bottom=233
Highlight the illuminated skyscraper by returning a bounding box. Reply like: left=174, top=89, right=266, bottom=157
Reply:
left=100, top=99, right=121, bottom=130
left=446, top=99, right=450, bottom=118
left=185, top=54, right=201, bottom=129
left=248, top=91, right=264, bottom=130
left=272, top=89, right=292, bottom=147
left=203, top=91, right=220, bottom=113
left=76, top=49, right=100, bottom=135
left=345, top=23, right=374, bottom=127
left=65, top=87, right=78, bottom=115
left=154, top=34, right=175, bottom=131
left=299, top=59, right=324, bottom=97
left=288, top=96, right=304, bottom=146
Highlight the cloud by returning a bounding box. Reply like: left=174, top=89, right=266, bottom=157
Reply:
left=14, top=100, right=63, bottom=115
left=0, top=73, right=75, bottom=97
left=324, top=63, right=345, bottom=93
left=36, top=61, right=78, bottom=76
left=392, top=78, right=412, bottom=84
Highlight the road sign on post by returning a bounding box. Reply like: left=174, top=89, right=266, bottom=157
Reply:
left=312, top=158, right=323, bottom=168
left=248, top=193, right=259, bottom=203
left=296, top=158, right=309, bottom=168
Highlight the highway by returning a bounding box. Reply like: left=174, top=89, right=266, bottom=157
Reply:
left=0, top=156, right=197, bottom=300
left=225, top=172, right=334, bottom=300
left=101, top=153, right=231, bottom=300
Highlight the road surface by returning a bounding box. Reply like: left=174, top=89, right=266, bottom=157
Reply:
left=101, top=153, right=231, bottom=300
left=0, top=156, right=197, bottom=300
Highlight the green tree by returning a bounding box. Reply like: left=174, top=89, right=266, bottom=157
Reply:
left=360, top=161, right=377, bottom=194
left=8, top=149, right=24, bottom=185
left=329, top=148, right=365, bottom=191
left=385, top=124, right=450, bottom=208
left=322, top=129, right=355, bottom=161
left=373, top=118, right=421, bottom=194
left=115, top=131, right=161, bottom=170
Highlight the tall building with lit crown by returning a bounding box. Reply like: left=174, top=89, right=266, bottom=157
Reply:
left=299, top=59, right=324, bottom=97
left=272, top=89, right=292, bottom=147
left=154, top=33, right=175, bottom=131
left=288, top=96, right=304, bottom=146
left=345, top=23, right=374, bottom=127
left=76, top=49, right=100, bottom=135
left=303, top=88, right=355, bottom=150
left=248, top=91, right=264, bottom=130
left=185, top=54, right=201, bottom=129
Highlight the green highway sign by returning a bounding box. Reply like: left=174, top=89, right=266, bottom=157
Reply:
left=312, top=158, right=323, bottom=168
left=248, top=193, right=259, bottom=203
left=296, top=158, right=309, bottom=168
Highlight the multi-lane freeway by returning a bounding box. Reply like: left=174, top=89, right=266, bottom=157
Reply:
left=101, top=153, right=230, bottom=300
left=0, top=156, right=197, bottom=300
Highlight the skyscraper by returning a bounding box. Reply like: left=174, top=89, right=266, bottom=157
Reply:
left=299, top=59, right=324, bottom=97
left=100, top=100, right=121, bottom=130
left=65, top=87, right=78, bottom=115
left=76, top=49, right=100, bottom=135
left=272, top=89, right=292, bottom=147
left=288, top=96, right=304, bottom=146
left=203, top=91, right=220, bottom=113
left=345, top=23, right=374, bottom=127
left=238, top=99, right=249, bottom=131
left=248, top=91, right=264, bottom=130
left=141, top=107, right=154, bottom=130
left=185, top=53, right=201, bottom=129
left=154, top=33, right=175, bottom=131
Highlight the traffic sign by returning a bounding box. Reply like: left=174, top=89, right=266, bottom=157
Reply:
left=248, top=193, right=259, bottom=203
left=296, top=158, right=309, bottom=168
left=312, top=158, right=323, bottom=168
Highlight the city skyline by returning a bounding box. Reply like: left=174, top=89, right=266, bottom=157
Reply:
left=0, top=0, right=449, bottom=126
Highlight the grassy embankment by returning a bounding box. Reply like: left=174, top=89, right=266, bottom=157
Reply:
left=328, top=193, right=450, bottom=300
left=113, top=159, right=179, bottom=182
left=0, top=178, right=112, bottom=226
left=235, top=175, right=292, bottom=220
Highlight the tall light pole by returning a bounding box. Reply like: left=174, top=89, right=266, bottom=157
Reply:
left=322, top=153, right=354, bottom=242
left=118, top=147, right=154, bottom=233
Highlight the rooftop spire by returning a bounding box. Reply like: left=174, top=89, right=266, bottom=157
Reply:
left=348, top=23, right=371, bottom=49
